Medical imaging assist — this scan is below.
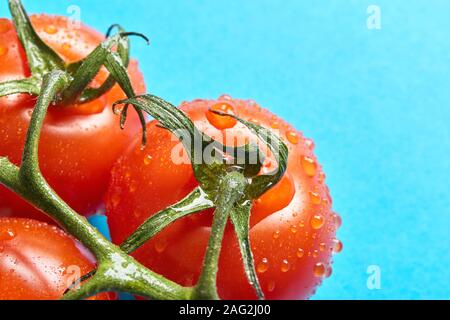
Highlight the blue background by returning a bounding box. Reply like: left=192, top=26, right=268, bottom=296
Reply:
left=6, top=0, right=449, bottom=300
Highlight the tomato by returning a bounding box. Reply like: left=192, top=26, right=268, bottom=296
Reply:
left=0, top=15, right=145, bottom=222
left=0, top=218, right=114, bottom=300
left=106, top=96, right=342, bottom=300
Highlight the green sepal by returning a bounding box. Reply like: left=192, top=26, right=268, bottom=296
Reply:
left=229, top=200, right=264, bottom=300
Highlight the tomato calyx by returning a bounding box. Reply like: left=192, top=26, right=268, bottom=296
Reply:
left=108, top=94, right=289, bottom=299
left=0, top=0, right=149, bottom=141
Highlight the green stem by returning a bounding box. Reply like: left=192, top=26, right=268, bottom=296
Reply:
left=121, top=187, right=214, bottom=254
left=192, top=172, right=247, bottom=300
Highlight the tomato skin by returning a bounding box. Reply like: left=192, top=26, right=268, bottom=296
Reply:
left=0, top=218, right=114, bottom=300
left=106, top=97, right=340, bottom=300
left=0, top=16, right=146, bottom=221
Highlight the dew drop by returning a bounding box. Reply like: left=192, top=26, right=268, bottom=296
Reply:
left=272, top=230, right=280, bottom=240
left=257, top=258, right=269, bottom=274
left=333, top=213, right=342, bottom=229
left=332, top=239, right=343, bottom=253
left=296, top=248, right=305, bottom=258
left=313, top=263, right=326, bottom=278
left=286, top=131, right=300, bottom=145
left=310, top=215, right=325, bottom=230
left=271, top=121, right=280, bottom=129
left=309, top=191, right=322, bottom=205
left=206, top=102, right=237, bottom=130
left=44, top=25, right=58, bottom=34
left=305, top=138, right=315, bottom=150
left=301, top=156, right=318, bottom=177
left=281, top=259, right=291, bottom=273
left=313, top=250, right=319, bottom=258
left=62, top=43, right=72, bottom=51
left=290, top=225, right=298, bottom=234
left=218, top=94, right=232, bottom=101
left=0, top=228, right=16, bottom=241
left=319, top=242, right=327, bottom=252
left=143, top=155, right=152, bottom=165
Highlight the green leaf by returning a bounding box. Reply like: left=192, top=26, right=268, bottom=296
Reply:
left=8, top=0, right=65, bottom=76
left=121, top=187, right=214, bottom=254
left=229, top=201, right=264, bottom=300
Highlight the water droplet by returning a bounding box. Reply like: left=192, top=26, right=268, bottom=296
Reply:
left=206, top=102, right=237, bottom=130
left=281, top=259, right=291, bottom=273
left=318, top=172, right=326, bottom=183
left=313, top=263, right=326, bottom=278
left=313, top=250, right=319, bottom=258
left=326, top=266, right=333, bottom=278
left=310, top=215, right=325, bottom=230
left=267, top=280, right=276, bottom=292
left=62, top=43, right=72, bottom=51
left=143, top=155, right=152, bottom=165
left=305, top=138, right=315, bottom=150
left=272, top=230, right=280, bottom=240
left=286, top=131, right=300, bottom=145
left=319, top=243, right=327, bottom=252
left=296, top=248, right=305, bottom=258
left=0, top=46, right=8, bottom=57
left=309, top=191, right=322, bottom=205
left=333, top=213, right=342, bottom=229
left=301, top=156, right=318, bottom=177
left=271, top=121, right=280, bottom=129
left=218, top=94, right=232, bottom=101
left=290, top=225, right=298, bottom=234
left=0, top=228, right=16, bottom=241
left=257, top=258, right=269, bottom=274
left=44, top=25, right=58, bottom=34
left=332, top=239, right=343, bottom=253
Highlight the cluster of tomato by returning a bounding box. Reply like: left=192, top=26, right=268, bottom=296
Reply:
left=0, top=14, right=341, bottom=300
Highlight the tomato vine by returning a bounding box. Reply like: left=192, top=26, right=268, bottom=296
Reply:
left=0, top=0, right=288, bottom=300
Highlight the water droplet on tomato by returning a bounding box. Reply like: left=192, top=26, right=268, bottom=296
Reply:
left=313, top=250, right=319, bottom=258
left=318, top=172, right=326, bottom=183
left=286, top=131, right=300, bottom=145
left=272, top=231, right=280, bottom=240
left=271, top=121, right=280, bottom=129
left=319, top=242, right=327, bottom=252
left=332, top=239, right=343, bottom=253
left=296, top=248, right=305, bottom=258
left=281, top=259, right=291, bottom=273
left=302, top=156, right=318, bottom=177
left=0, top=228, right=16, bottom=241
left=310, top=214, right=325, bottom=230
left=326, top=266, right=333, bottom=278
left=257, top=258, right=269, bottom=274
left=313, top=263, right=326, bottom=278
left=290, top=225, right=298, bottom=234
left=44, top=25, right=58, bottom=34
left=305, top=138, right=315, bottom=150
left=218, top=94, right=233, bottom=101
left=333, top=213, right=342, bottom=229
left=206, top=102, right=237, bottom=130
left=143, top=155, right=152, bottom=165
left=310, top=191, right=322, bottom=205
left=62, top=43, right=72, bottom=51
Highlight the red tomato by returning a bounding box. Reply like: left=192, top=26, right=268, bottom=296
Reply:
left=0, top=218, right=114, bottom=300
left=0, top=15, right=145, bottom=222
left=106, top=96, right=342, bottom=300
